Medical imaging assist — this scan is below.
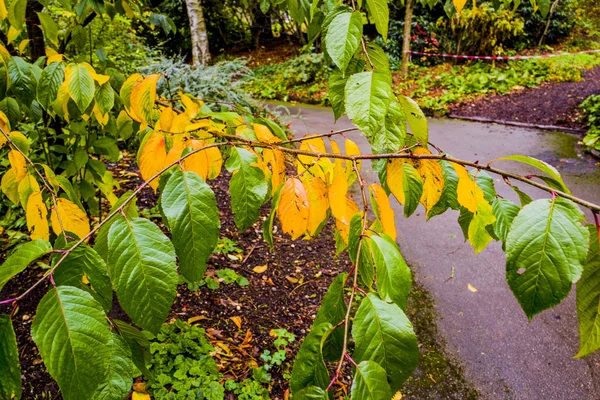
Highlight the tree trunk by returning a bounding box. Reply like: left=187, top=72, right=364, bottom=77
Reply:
left=185, top=0, right=211, bottom=66
left=538, top=0, right=561, bottom=48
left=401, top=0, right=414, bottom=77
left=25, top=1, right=45, bottom=61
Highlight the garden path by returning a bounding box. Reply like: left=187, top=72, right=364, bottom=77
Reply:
left=282, top=102, right=600, bottom=400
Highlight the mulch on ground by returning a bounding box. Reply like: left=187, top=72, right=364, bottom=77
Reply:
left=450, top=66, right=600, bottom=129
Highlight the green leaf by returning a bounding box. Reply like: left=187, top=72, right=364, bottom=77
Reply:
left=52, top=239, right=113, bottom=313
left=576, top=225, right=600, bottom=358
left=92, top=333, right=135, bottom=400
left=345, top=71, right=391, bottom=137
left=328, top=60, right=364, bottom=121
left=258, top=117, right=288, bottom=141
left=260, top=0, right=271, bottom=13
left=538, top=0, right=551, bottom=17
left=372, top=100, right=406, bottom=158
left=398, top=95, right=428, bottom=146
left=107, top=217, right=178, bottom=334
left=493, top=155, right=569, bottom=194
left=0, top=97, right=21, bottom=129
left=351, top=361, right=393, bottom=400
left=8, top=57, right=37, bottom=107
left=112, top=319, right=152, bottom=378
left=471, top=170, right=496, bottom=203
left=37, top=12, right=59, bottom=46
left=37, top=61, right=65, bottom=111
left=492, top=198, right=520, bottom=246
left=67, top=63, right=95, bottom=113
left=352, top=293, right=419, bottom=392
left=161, top=170, right=220, bottom=282
left=32, top=286, right=111, bottom=400
left=427, top=160, right=459, bottom=219
left=506, top=198, right=589, bottom=320
left=289, top=0, right=305, bottom=23
left=369, top=234, right=412, bottom=310
left=510, top=184, right=532, bottom=206
left=0, top=239, right=52, bottom=292
left=94, top=191, right=138, bottom=261
left=8, top=0, right=26, bottom=28
left=402, top=162, right=423, bottom=218
left=468, top=199, right=497, bottom=254
left=293, top=385, right=329, bottom=399
left=325, top=10, right=362, bottom=71
left=290, top=322, right=332, bottom=393
left=94, top=82, right=115, bottom=115
left=225, top=147, right=269, bottom=231
left=92, top=137, right=119, bottom=162
left=365, top=42, right=390, bottom=74
left=313, top=273, right=348, bottom=361
left=365, top=0, right=389, bottom=39
left=263, top=184, right=284, bottom=248
left=0, top=315, right=21, bottom=400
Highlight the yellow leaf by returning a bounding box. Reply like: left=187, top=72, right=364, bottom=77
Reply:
left=345, top=138, right=361, bottom=170
left=132, top=393, right=151, bottom=400
left=139, top=132, right=167, bottom=190
left=278, top=178, right=310, bottom=240
left=169, top=113, right=190, bottom=133
left=8, top=150, right=27, bottom=181
left=51, top=198, right=90, bottom=239
left=303, top=175, right=329, bottom=236
left=0, top=110, right=10, bottom=144
left=386, top=159, right=409, bottom=205
left=0, top=0, right=7, bottom=20
left=263, top=148, right=286, bottom=194
left=1, top=169, right=19, bottom=204
left=164, top=142, right=185, bottom=167
left=413, top=148, right=444, bottom=213
left=454, top=0, right=467, bottom=13
left=335, top=198, right=360, bottom=244
left=80, top=62, right=110, bottom=85
left=131, top=74, right=160, bottom=126
left=467, top=283, right=478, bottom=293
left=252, top=123, right=278, bottom=143
left=17, top=39, right=29, bottom=55
left=298, top=135, right=326, bottom=167
left=7, top=26, right=20, bottom=44
left=253, top=264, right=268, bottom=274
left=180, top=94, right=202, bottom=119
left=182, top=139, right=223, bottom=181
left=158, top=107, right=176, bottom=132
left=120, top=73, right=144, bottom=122
left=452, top=163, right=481, bottom=213
left=230, top=316, right=242, bottom=329
left=369, top=183, right=397, bottom=241
left=26, top=191, right=49, bottom=240
left=17, top=174, right=39, bottom=209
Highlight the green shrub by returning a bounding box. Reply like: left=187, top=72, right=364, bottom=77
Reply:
left=138, top=56, right=255, bottom=107
left=580, top=94, right=600, bottom=150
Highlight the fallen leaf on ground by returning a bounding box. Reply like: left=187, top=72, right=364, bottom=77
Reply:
left=230, top=316, right=242, bottom=329
left=188, top=315, right=210, bottom=324
left=253, top=264, right=268, bottom=274
left=468, top=283, right=478, bottom=293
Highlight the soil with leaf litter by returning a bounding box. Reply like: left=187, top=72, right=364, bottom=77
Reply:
left=0, top=153, right=478, bottom=399
left=450, top=66, right=600, bottom=129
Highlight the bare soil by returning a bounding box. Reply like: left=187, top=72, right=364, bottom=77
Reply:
left=450, top=66, right=600, bottom=129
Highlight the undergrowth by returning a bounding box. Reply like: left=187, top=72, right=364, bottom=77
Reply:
left=243, top=52, right=600, bottom=114
left=580, top=94, right=600, bottom=151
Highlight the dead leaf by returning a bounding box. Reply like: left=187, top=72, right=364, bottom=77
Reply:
left=230, top=316, right=242, bottom=329
left=188, top=315, right=210, bottom=324
left=467, top=283, right=478, bottom=293
left=253, top=264, right=268, bottom=274
left=285, top=276, right=298, bottom=284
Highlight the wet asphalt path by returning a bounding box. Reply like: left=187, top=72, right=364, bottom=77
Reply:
left=279, top=103, right=600, bottom=400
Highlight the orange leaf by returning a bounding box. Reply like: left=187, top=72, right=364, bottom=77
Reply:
left=230, top=316, right=242, bottom=329
left=335, top=198, right=360, bottom=244
left=158, top=107, right=176, bottom=132
left=304, top=175, right=329, bottom=236
left=278, top=178, right=310, bottom=240
left=263, top=148, right=286, bottom=194
left=139, top=132, right=167, bottom=190
left=181, top=139, right=223, bottom=181
left=252, top=123, right=278, bottom=143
